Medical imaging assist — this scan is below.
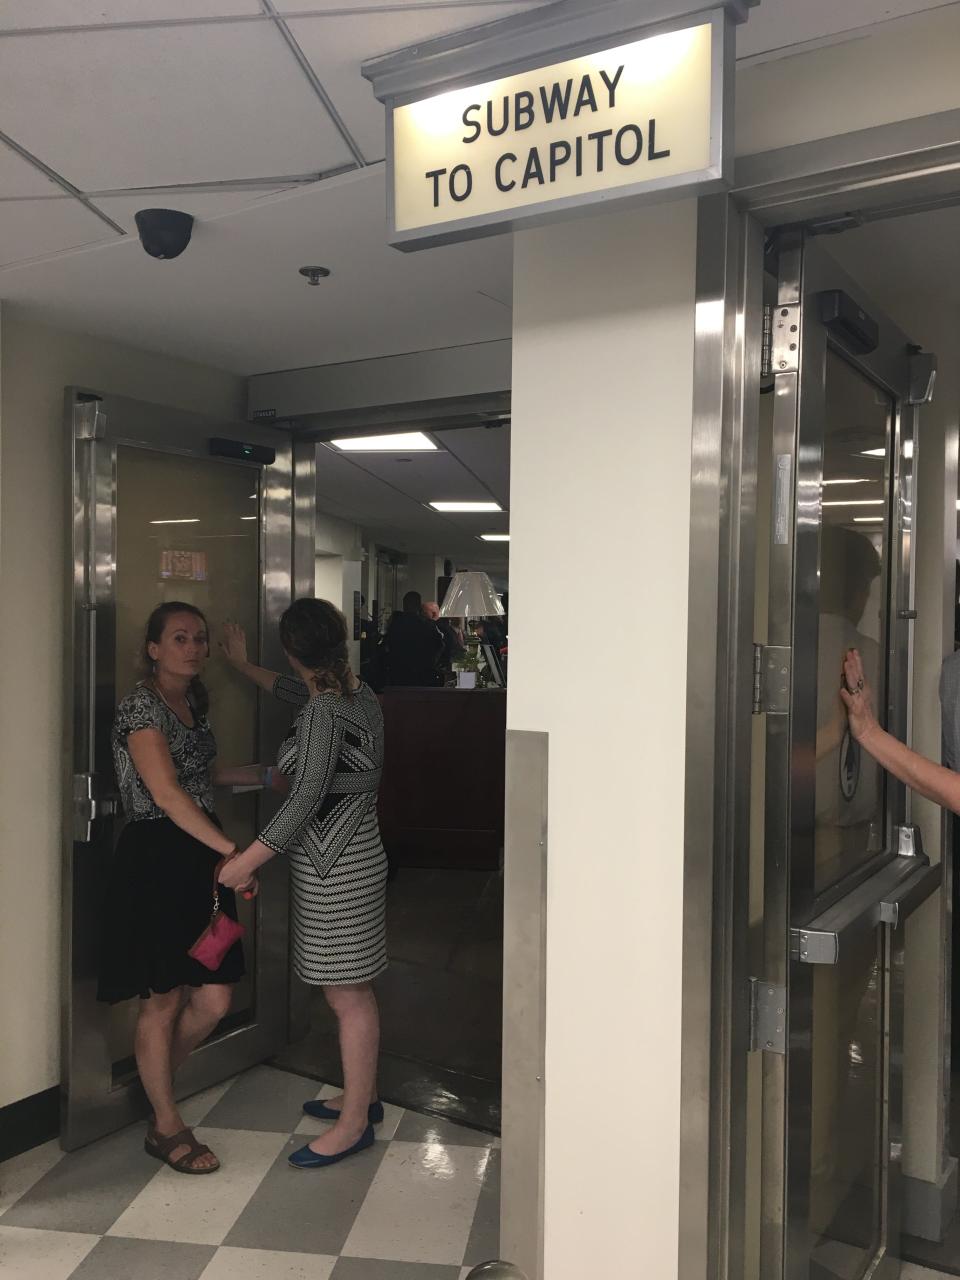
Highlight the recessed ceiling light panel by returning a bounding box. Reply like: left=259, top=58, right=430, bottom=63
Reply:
left=331, top=432, right=437, bottom=452
left=480, top=533, right=510, bottom=541
left=430, top=501, right=502, bottom=513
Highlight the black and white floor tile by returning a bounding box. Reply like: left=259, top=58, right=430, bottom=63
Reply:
left=0, top=1067, right=499, bottom=1280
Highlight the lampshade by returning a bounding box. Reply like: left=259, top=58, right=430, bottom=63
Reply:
left=439, top=570, right=504, bottom=620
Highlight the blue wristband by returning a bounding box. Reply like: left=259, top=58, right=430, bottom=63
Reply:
left=263, top=766, right=273, bottom=789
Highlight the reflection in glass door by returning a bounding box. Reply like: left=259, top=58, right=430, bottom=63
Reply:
left=64, top=390, right=301, bottom=1150
left=755, top=233, right=940, bottom=1280
left=815, top=352, right=893, bottom=897
left=106, top=448, right=264, bottom=1081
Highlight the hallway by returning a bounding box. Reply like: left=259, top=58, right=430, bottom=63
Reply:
left=0, top=1066, right=499, bottom=1280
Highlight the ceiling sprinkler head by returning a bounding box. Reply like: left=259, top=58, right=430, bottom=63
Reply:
left=299, top=265, right=331, bottom=286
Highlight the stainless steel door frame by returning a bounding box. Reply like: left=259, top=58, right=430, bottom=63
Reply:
left=759, top=233, right=938, bottom=1279
left=62, top=386, right=306, bottom=1151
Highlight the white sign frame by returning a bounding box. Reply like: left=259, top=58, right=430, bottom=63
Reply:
left=380, top=8, right=733, bottom=252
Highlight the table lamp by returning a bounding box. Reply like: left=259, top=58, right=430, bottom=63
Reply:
left=438, top=571, right=505, bottom=688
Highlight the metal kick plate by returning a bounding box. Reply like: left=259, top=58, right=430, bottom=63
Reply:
left=749, top=978, right=786, bottom=1055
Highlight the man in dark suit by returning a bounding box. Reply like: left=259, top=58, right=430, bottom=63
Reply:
left=382, top=591, right=443, bottom=686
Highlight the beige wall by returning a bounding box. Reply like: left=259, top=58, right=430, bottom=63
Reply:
left=736, top=5, right=960, bottom=157
left=0, top=302, right=244, bottom=1110
left=507, top=201, right=698, bottom=1278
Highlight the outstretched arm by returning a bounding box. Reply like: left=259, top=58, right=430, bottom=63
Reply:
left=842, top=648, right=960, bottom=815
left=219, top=699, right=341, bottom=888
left=219, top=621, right=283, bottom=694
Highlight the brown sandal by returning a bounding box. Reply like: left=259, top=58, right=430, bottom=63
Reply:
left=145, top=1126, right=220, bottom=1175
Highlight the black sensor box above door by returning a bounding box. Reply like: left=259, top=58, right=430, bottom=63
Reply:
left=818, top=289, right=879, bottom=354
left=209, top=437, right=276, bottom=465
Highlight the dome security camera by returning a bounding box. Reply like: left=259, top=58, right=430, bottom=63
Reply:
left=134, top=208, right=195, bottom=260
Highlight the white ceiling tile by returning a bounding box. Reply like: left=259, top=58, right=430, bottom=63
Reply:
left=349, top=449, right=494, bottom=505
left=440, top=424, right=510, bottom=505
left=0, top=198, right=118, bottom=267
left=289, top=3, right=556, bottom=160
left=315, top=436, right=509, bottom=565
left=0, top=23, right=354, bottom=189
left=0, top=2, right=262, bottom=30
left=278, top=1, right=551, bottom=14
left=0, top=140, right=65, bottom=196
left=0, top=167, right=514, bottom=373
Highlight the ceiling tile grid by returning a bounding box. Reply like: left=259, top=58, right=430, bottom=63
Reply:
left=288, top=1, right=554, bottom=161
left=0, top=196, right=117, bottom=266
left=315, top=430, right=509, bottom=565
left=0, top=22, right=355, bottom=191
left=0, top=2, right=263, bottom=31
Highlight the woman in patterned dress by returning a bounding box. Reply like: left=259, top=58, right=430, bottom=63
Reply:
left=99, top=602, right=275, bottom=1175
left=219, top=598, right=388, bottom=1170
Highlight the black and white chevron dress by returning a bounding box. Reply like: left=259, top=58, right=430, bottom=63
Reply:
left=258, top=675, right=388, bottom=986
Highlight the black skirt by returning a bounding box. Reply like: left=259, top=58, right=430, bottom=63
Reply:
left=97, top=816, right=246, bottom=1003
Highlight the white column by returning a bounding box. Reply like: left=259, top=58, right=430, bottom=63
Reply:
left=507, top=201, right=699, bottom=1278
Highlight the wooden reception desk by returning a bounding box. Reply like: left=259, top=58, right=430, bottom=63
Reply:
left=377, top=686, right=506, bottom=870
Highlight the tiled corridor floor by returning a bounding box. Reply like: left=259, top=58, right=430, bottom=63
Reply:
left=0, top=1066, right=499, bottom=1280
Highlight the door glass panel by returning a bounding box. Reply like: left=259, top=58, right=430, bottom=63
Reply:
left=816, top=350, right=893, bottom=894
left=810, top=929, right=884, bottom=1277
left=108, top=447, right=261, bottom=1074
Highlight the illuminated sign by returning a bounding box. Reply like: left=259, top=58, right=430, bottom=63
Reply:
left=382, top=14, right=729, bottom=250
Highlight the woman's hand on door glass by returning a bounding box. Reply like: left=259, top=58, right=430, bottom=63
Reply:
left=840, top=648, right=878, bottom=742
left=219, top=620, right=249, bottom=668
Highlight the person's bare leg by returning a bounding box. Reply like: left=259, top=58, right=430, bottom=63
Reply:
left=170, top=984, right=232, bottom=1073
left=308, top=983, right=379, bottom=1155
left=136, top=989, right=218, bottom=1171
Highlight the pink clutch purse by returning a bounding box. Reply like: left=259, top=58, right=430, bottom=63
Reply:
left=188, top=862, right=246, bottom=971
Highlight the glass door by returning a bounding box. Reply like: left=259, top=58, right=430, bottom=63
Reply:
left=63, top=388, right=301, bottom=1150
left=757, top=233, right=941, bottom=1279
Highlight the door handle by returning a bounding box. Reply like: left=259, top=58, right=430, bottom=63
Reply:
left=792, top=856, right=942, bottom=964
left=73, top=773, right=117, bottom=842
left=878, top=862, right=941, bottom=926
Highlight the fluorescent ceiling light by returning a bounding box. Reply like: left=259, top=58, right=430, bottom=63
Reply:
left=430, top=501, right=502, bottom=513
left=860, top=448, right=885, bottom=457
left=822, top=479, right=871, bottom=486
left=150, top=518, right=199, bottom=524
left=240, top=515, right=257, bottom=521
left=822, top=499, right=884, bottom=508
left=331, top=432, right=437, bottom=452
left=480, top=533, right=510, bottom=541
left=854, top=517, right=883, bottom=524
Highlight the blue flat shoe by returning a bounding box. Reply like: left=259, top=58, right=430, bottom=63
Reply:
left=302, top=1098, right=385, bottom=1125
left=288, top=1125, right=375, bottom=1170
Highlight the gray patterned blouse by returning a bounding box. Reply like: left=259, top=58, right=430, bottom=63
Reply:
left=112, top=684, right=217, bottom=821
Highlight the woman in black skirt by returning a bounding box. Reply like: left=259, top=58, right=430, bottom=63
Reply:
left=99, top=601, right=275, bottom=1175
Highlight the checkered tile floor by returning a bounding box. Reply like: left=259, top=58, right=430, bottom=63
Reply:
left=0, top=1066, right=499, bottom=1280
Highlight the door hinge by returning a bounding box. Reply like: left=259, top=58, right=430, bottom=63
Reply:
left=761, top=304, right=773, bottom=379
left=770, top=303, right=800, bottom=374
left=74, top=398, right=106, bottom=440
left=749, top=978, right=786, bottom=1055
left=752, top=644, right=791, bottom=715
